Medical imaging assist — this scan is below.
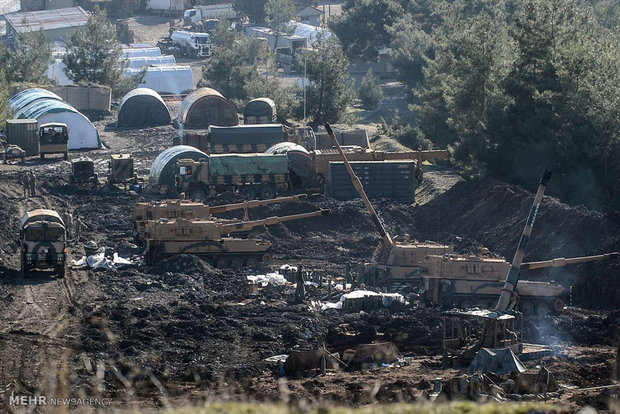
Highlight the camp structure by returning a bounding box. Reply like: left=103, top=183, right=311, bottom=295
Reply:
left=122, top=47, right=162, bottom=58
left=127, top=55, right=176, bottom=69
left=117, top=88, right=171, bottom=128
left=149, top=145, right=207, bottom=194
left=284, top=349, right=340, bottom=375
left=243, top=98, right=277, bottom=124
left=177, top=87, right=239, bottom=129
left=125, top=66, right=194, bottom=95
left=9, top=88, right=100, bottom=150
left=346, top=342, right=400, bottom=369
left=467, top=348, right=526, bottom=375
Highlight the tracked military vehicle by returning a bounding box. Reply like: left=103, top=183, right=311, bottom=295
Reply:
left=134, top=194, right=308, bottom=243
left=20, top=209, right=66, bottom=278
left=143, top=209, right=330, bottom=267
left=324, top=123, right=618, bottom=315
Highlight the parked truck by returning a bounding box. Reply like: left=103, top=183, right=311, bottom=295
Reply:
left=146, top=0, right=183, bottom=15
left=183, top=4, right=236, bottom=26
left=175, top=153, right=290, bottom=200
left=20, top=209, right=66, bottom=278
left=169, top=31, right=211, bottom=58
left=39, top=123, right=68, bottom=160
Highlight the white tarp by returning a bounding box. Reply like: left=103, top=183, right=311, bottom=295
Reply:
left=126, top=66, right=194, bottom=95
left=47, top=58, right=73, bottom=85
left=321, top=289, right=405, bottom=311
left=127, top=55, right=176, bottom=69
left=72, top=252, right=134, bottom=269
left=122, top=47, right=162, bottom=58
left=247, top=272, right=288, bottom=287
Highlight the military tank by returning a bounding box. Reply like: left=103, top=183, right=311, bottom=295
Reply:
left=323, top=123, right=618, bottom=315
left=143, top=208, right=330, bottom=267
left=134, top=194, right=308, bottom=243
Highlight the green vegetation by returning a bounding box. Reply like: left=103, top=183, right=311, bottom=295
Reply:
left=63, top=7, right=125, bottom=88
left=164, top=402, right=556, bottom=414
left=8, top=30, right=51, bottom=84
left=265, top=0, right=296, bottom=53
left=333, top=0, right=620, bottom=211
left=358, top=69, right=384, bottom=109
left=233, top=0, right=268, bottom=23
left=305, top=33, right=355, bottom=124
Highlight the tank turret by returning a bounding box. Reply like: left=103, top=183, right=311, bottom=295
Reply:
left=143, top=208, right=330, bottom=268
left=134, top=194, right=309, bottom=243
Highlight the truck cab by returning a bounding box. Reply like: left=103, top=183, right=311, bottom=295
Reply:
left=70, top=157, right=98, bottom=188
left=39, top=123, right=69, bottom=160
left=171, top=30, right=211, bottom=58
left=183, top=8, right=199, bottom=25
left=20, top=209, right=66, bottom=278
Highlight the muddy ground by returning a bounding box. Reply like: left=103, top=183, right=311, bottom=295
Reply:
left=0, top=115, right=618, bottom=412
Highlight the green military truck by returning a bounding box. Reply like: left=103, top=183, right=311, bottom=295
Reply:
left=175, top=153, right=290, bottom=200
left=20, top=209, right=67, bottom=278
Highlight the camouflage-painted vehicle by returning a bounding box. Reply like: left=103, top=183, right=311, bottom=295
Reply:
left=324, top=123, right=619, bottom=315
left=175, top=154, right=290, bottom=200
left=133, top=194, right=307, bottom=244
left=20, top=209, right=66, bottom=278
left=39, top=123, right=69, bottom=160
left=2, top=144, right=26, bottom=164
left=143, top=209, right=330, bottom=268
left=107, top=154, right=137, bottom=186
left=70, top=157, right=98, bottom=188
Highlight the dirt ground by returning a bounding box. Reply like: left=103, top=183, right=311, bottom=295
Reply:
left=0, top=109, right=618, bottom=413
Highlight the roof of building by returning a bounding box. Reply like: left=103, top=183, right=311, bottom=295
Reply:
left=4, top=7, right=89, bottom=34
left=297, top=6, right=324, bottom=17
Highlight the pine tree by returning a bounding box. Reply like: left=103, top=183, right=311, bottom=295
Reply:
left=8, top=30, right=51, bottom=83
left=265, top=0, right=296, bottom=53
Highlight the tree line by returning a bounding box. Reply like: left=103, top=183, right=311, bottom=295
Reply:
left=331, top=0, right=620, bottom=211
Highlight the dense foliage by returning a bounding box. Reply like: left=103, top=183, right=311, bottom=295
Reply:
left=334, top=0, right=620, bottom=211
left=8, top=30, right=51, bottom=84
left=63, top=8, right=125, bottom=88
left=358, top=69, right=384, bottom=109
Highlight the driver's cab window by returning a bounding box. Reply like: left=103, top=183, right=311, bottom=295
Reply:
left=179, top=166, right=192, bottom=175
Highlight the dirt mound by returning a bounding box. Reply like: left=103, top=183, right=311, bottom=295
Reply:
left=415, top=178, right=620, bottom=309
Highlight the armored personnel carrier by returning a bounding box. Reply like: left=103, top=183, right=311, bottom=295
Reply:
left=143, top=209, right=330, bottom=267
left=134, top=194, right=308, bottom=243
left=323, top=123, right=618, bottom=315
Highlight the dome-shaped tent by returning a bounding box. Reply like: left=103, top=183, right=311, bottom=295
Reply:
left=149, top=145, right=207, bottom=194
left=117, top=88, right=171, bottom=128
left=8, top=88, right=62, bottom=113
left=14, top=98, right=100, bottom=150
left=265, top=142, right=314, bottom=181
left=177, top=87, right=238, bottom=129
left=244, top=98, right=277, bottom=124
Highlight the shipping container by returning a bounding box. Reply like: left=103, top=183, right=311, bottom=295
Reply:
left=5, top=119, right=39, bottom=156
left=328, top=161, right=416, bottom=203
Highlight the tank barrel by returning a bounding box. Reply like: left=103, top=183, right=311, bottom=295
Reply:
left=209, top=194, right=308, bottom=214
left=219, top=209, right=330, bottom=233
left=324, top=123, right=394, bottom=247
left=495, top=169, right=552, bottom=311
left=521, top=252, right=619, bottom=271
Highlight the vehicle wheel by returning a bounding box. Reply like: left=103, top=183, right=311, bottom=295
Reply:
left=259, top=185, right=275, bottom=200
left=553, top=298, right=564, bottom=313
left=520, top=300, right=534, bottom=316
left=536, top=302, right=550, bottom=316
left=64, top=152, right=68, bottom=160
left=240, top=186, right=257, bottom=200
left=230, top=257, right=243, bottom=269
left=261, top=253, right=272, bottom=264
left=216, top=257, right=229, bottom=269
left=190, top=187, right=207, bottom=201
left=56, top=266, right=65, bottom=279
left=461, top=300, right=474, bottom=309
left=246, top=257, right=258, bottom=267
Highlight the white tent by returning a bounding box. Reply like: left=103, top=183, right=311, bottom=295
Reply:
left=122, top=47, right=162, bottom=58
left=127, top=55, right=176, bottom=69
left=125, top=66, right=194, bottom=95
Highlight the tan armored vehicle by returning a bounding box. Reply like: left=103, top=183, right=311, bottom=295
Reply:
left=324, top=123, right=619, bottom=315
left=133, top=194, right=308, bottom=243
left=20, top=209, right=66, bottom=278
left=143, top=208, right=330, bottom=267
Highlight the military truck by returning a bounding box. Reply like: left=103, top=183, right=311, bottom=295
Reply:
left=39, top=123, right=68, bottom=160
left=133, top=194, right=308, bottom=243
left=175, top=154, right=290, bottom=200
left=323, top=123, right=617, bottom=315
left=143, top=209, right=330, bottom=267
left=20, top=209, right=66, bottom=278
left=107, top=154, right=137, bottom=186
left=70, top=157, right=98, bottom=188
